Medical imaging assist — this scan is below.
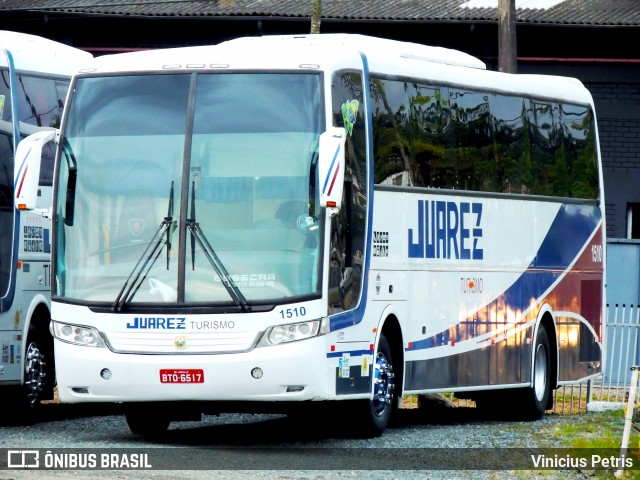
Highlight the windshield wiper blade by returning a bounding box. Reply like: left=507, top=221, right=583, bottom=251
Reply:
left=166, top=182, right=175, bottom=269
left=190, top=180, right=196, bottom=270
left=112, top=181, right=176, bottom=312
left=187, top=181, right=250, bottom=312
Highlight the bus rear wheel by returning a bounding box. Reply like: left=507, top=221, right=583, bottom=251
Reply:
left=521, top=324, right=551, bottom=420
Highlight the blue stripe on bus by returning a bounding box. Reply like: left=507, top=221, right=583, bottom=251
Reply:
left=406, top=203, right=601, bottom=351
left=327, top=348, right=373, bottom=358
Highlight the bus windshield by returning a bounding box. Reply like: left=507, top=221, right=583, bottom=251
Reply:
left=55, top=72, right=324, bottom=307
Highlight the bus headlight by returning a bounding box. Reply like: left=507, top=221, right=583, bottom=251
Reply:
left=51, top=321, right=106, bottom=348
left=257, top=320, right=321, bottom=347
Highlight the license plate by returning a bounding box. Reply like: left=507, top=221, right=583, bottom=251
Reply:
left=159, top=369, right=204, bottom=384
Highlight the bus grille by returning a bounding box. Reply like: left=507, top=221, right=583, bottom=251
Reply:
left=103, top=330, right=261, bottom=354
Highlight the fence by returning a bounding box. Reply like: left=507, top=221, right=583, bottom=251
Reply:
left=595, top=304, right=640, bottom=402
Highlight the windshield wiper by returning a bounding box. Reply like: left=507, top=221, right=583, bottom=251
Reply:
left=112, top=181, right=176, bottom=312
left=186, top=181, right=250, bottom=312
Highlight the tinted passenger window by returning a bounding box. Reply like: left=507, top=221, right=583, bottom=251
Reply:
left=371, top=75, right=599, bottom=200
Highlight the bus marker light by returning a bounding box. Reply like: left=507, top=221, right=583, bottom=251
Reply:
left=251, top=367, right=263, bottom=379
left=16, top=260, right=22, bottom=268
left=100, top=368, right=112, bottom=380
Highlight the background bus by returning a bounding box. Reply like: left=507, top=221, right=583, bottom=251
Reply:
left=0, top=31, right=91, bottom=421
left=19, top=34, right=604, bottom=437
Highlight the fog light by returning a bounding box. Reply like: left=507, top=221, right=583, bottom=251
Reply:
left=251, top=367, right=263, bottom=379
left=100, top=368, right=112, bottom=380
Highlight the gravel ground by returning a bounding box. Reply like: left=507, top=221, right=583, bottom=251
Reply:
left=0, top=398, right=619, bottom=480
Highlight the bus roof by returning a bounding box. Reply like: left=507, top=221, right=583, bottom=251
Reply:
left=0, top=30, right=92, bottom=76
left=219, top=34, right=487, bottom=70
left=83, top=34, right=593, bottom=106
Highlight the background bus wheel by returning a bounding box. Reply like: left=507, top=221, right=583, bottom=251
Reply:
left=23, top=340, right=47, bottom=408
left=125, top=404, right=171, bottom=437
left=521, top=325, right=551, bottom=420
left=4, top=334, right=49, bottom=425
left=351, top=334, right=395, bottom=438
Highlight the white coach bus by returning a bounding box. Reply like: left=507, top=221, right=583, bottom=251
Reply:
left=16, top=34, right=605, bottom=437
left=0, top=31, right=91, bottom=419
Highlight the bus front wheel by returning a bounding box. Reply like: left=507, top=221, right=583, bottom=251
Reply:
left=351, top=333, right=396, bottom=438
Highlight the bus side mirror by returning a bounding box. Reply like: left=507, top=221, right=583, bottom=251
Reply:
left=14, top=129, right=57, bottom=210
left=318, top=127, right=346, bottom=209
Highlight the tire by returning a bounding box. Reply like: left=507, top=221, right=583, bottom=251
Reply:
left=350, top=333, right=396, bottom=438
left=125, top=404, right=171, bottom=437
left=0, top=322, right=53, bottom=426
left=15, top=330, right=50, bottom=424
left=521, top=324, right=551, bottom=420
left=22, top=339, right=47, bottom=406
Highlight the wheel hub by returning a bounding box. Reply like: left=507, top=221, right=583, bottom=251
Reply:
left=534, top=343, right=547, bottom=402
left=24, top=342, right=46, bottom=406
left=372, top=352, right=395, bottom=417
